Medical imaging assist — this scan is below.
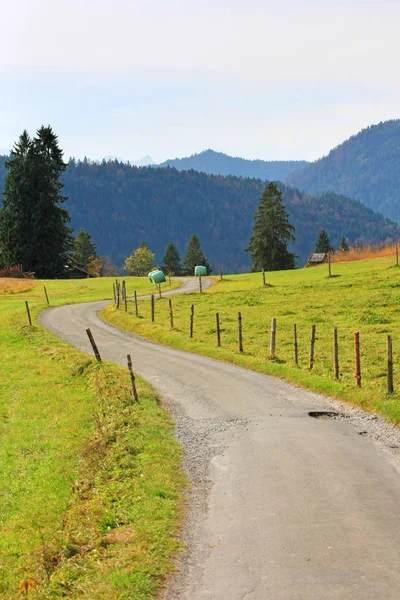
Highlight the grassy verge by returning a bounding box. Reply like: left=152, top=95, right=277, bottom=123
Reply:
left=101, top=257, right=400, bottom=423
left=0, top=278, right=185, bottom=599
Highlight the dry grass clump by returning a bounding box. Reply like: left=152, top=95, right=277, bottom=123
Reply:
left=0, top=277, right=36, bottom=294
left=332, top=241, right=400, bottom=263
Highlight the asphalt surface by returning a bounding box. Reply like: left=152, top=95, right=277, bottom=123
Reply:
left=39, top=278, right=400, bottom=599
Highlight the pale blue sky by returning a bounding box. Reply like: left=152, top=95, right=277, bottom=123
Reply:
left=1, top=0, right=399, bottom=162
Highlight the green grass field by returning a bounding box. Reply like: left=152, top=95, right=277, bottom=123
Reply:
left=0, top=276, right=184, bottom=599
left=102, top=257, right=400, bottom=423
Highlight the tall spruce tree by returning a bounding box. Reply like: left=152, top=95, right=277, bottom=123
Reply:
left=183, top=234, right=211, bottom=275
left=314, top=229, right=333, bottom=253
left=72, top=228, right=98, bottom=270
left=246, top=182, right=296, bottom=271
left=340, top=236, right=349, bottom=252
left=162, top=241, right=182, bottom=275
left=0, top=126, right=72, bottom=278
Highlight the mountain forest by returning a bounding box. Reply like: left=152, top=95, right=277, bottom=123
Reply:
left=286, top=119, right=400, bottom=221
left=1, top=155, right=398, bottom=273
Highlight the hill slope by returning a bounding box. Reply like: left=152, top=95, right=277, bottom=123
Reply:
left=1, top=159, right=399, bottom=272
left=286, top=120, right=400, bottom=221
left=158, top=149, right=309, bottom=181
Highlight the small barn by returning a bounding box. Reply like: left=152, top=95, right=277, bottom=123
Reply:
left=307, top=253, right=328, bottom=266
left=66, top=266, right=95, bottom=279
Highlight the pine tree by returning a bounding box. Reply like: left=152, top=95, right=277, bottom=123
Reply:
left=0, top=126, right=72, bottom=278
left=340, top=236, right=349, bottom=252
left=314, top=229, right=333, bottom=253
left=245, top=182, right=296, bottom=271
left=72, top=228, right=98, bottom=270
left=183, top=234, right=212, bottom=275
left=162, top=241, right=182, bottom=275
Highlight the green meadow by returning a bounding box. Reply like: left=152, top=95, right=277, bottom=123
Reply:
left=0, top=276, right=184, bottom=599
left=102, top=256, right=400, bottom=423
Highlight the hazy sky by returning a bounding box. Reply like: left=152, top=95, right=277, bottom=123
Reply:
left=1, top=0, right=399, bottom=162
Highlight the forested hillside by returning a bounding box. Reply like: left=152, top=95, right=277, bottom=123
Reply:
left=286, top=120, right=400, bottom=221
left=1, top=157, right=399, bottom=272
left=158, top=149, right=309, bottom=181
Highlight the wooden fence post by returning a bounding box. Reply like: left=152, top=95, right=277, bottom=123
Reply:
left=116, top=281, right=120, bottom=309
left=309, top=325, right=316, bottom=370
left=86, top=328, right=101, bottom=363
left=219, top=267, right=223, bottom=280
left=396, top=244, right=399, bottom=267
left=44, top=286, right=50, bottom=306
left=216, top=312, right=221, bottom=347
left=169, top=299, right=174, bottom=328
left=134, top=290, right=138, bottom=317
left=127, top=354, right=139, bottom=403
left=262, top=268, right=266, bottom=286
left=387, top=335, right=394, bottom=394
left=113, top=282, right=116, bottom=305
left=123, top=280, right=127, bottom=312
left=238, top=312, right=243, bottom=352
left=328, top=252, right=331, bottom=277
left=25, top=301, right=32, bottom=326
left=270, top=317, right=276, bottom=358
left=354, top=331, right=361, bottom=387
left=151, top=295, right=155, bottom=322
left=158, top=283, right=162, bottom=298
left=293, top=324, right=298, bottom=365
left=199, top=274, right=203, bottom=293
left=333, top=327, right=339, bottom=380
left=190, top=305, right=194, bottom=338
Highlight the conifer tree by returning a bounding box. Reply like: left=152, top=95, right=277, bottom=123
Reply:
left=246, top=182, right=296, bottom=271
left=183, top=234, right=211, bottom=275
left=162, top=241, right=182, bottom=275
left=340, top=236, right=349, bottom=252
left=314, top=229, right=333, bottom=253
left=72, top=228, right=98, bottom=270
left=0, top=126, right=72, bottom=278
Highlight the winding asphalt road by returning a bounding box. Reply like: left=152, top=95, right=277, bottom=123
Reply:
left=39, top=279, right=400, bottom=599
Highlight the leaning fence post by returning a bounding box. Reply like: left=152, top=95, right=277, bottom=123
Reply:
left=293, top=324, right=298, bottom=365
left=151, top=295, right=155, bottom=322
left=354, top=331, right=361, bottom=387
left=238, top=312, right=243, bottom=352
left=44, top=286, right=50, bottom=306
left=86, top=328, right=101, bottom=363
left=309, top=325, right=316, bottom=370
left=134, top=290, right=138, bottom=317
left=25, top=301, right=32, bottom=326
left=169, top=299, right=174, bottom=329
left=127, top=354, right=139, bottom=403
left=216, top=312, right=221, bottom=347
left=387, top=335, right=394, bottom=394
left=270, top=317, right=276, bottom=358
left=333, top=327, right=339, bottom=380
left=190, top=305, right=194, bottom=338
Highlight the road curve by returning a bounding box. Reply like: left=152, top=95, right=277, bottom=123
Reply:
left=39, top=279, right=400, bottom=599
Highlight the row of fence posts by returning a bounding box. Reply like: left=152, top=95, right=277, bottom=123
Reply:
left=146, top=296, right=395, bottom=394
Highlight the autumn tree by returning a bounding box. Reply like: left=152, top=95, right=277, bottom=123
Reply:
left=246, top=182, right=296, bottom=271
left=124, top=242, right=155, bottom=276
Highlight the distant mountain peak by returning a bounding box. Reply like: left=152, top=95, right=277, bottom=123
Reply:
left=157, top=149, right=308, bottom=180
